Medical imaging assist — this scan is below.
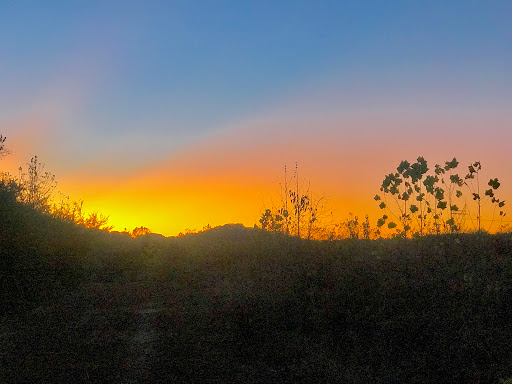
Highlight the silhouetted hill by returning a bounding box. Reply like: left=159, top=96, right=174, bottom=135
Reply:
left=173, top=223, right=250, bottom=238
left=2, top=191, right=512, bottom=383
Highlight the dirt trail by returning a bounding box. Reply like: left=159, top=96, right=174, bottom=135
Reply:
left=123, top=299, right=166, bottom=383
left=0, top=285, right=173, bottom=383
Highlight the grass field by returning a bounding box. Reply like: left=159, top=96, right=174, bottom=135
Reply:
left=2, top=199, right=512, bottom=383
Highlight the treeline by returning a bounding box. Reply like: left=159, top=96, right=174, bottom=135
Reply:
left=0, top=138, right=225, bottom=239
left=376, top=157, right=507, bottom=237
left=259, top=158, right=508, bottom=239
left=1, top=155, right=113, bottom=230
left=0, top=137, right=150, bottom=238
left=1, top=135, right=509, bottom=240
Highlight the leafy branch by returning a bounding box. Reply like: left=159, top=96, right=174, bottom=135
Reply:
left=376, top=156, right=506, bottom=237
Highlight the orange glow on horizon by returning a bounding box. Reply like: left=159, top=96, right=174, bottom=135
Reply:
left=2, top=111, right=512, bottom=237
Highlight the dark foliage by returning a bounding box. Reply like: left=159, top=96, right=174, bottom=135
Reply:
left=1, top=185, right=512, bottom=383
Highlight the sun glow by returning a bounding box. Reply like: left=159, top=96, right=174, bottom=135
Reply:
left=4, top=108, right=512, bottom=237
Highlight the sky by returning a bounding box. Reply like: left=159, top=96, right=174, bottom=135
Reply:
left=1, top=1, right=511, bottom=236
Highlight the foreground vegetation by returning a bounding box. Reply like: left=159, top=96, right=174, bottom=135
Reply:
left=2, top=138, right=512, bottom=382
left=2, top=187, right=512, bottom=383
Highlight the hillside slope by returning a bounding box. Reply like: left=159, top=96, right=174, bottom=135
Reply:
left=2, top=193, right=512, bottom=383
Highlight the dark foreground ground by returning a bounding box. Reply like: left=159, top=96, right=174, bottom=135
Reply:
left=2, top=207, right=512, bottom=383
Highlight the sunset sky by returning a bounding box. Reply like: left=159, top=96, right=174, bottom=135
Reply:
left=1, top=1, right=511, bottom=236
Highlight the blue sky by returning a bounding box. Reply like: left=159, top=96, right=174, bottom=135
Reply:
left=1, top=1, right=511, bottom=233
left=2, top=1, right=510, bottom=143
left=1, top=1, right=511, bottom=168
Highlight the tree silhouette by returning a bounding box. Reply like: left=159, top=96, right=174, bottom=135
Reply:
left=17, top=156, right=57, bottom=213
left=376, top=156, right=506, bottom=236
left=0, top=135, right=8, bottom=158
left=0, top=135, right=19, bottom=205
left=260, top=163, right=328, bottom=239
left=0, top=145, right=116, bottom=232
left=463, top=161, right=506, bottom=231
left=131, top=226, right=151, bottom=238
left=259, top=209, right=284, bottom=232
left=82, top=212, right=114, bottom=231
left=376, top=156, right=435, bottom=237
left=52, top=193, right=85, bottom=223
